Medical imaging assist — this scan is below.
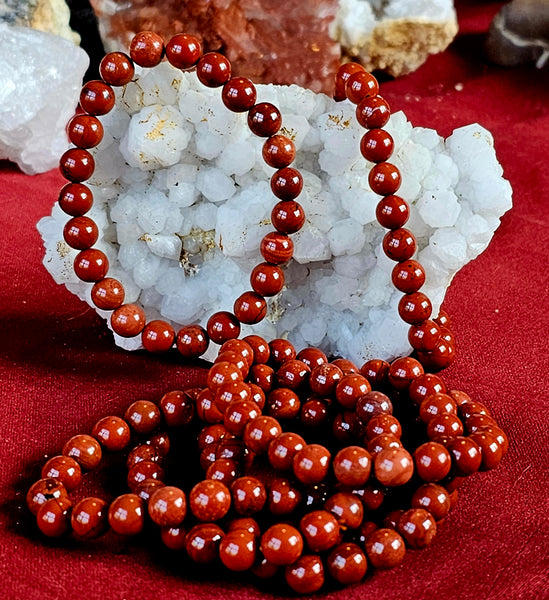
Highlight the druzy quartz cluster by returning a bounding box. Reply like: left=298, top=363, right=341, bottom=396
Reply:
left=38, top=63, right=512, bottom=364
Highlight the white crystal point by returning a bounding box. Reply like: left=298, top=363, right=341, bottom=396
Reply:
left=0, top=24, right=89, bottom=175
left=38, top=66, right=513, bottom=365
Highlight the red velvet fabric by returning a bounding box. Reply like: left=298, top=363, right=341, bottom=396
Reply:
left=1, top=2, right=548, bottom=598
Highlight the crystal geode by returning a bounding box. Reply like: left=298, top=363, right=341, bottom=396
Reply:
left=38, top=64, right=512, bottom=364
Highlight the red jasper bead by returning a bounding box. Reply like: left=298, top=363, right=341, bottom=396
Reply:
left=398, top=508, right=437, bottom=549
left=365, top=414, right=402, bottom=440
left=276, top=359, right=311, bottom=390
left=376, top=195, right=409, bottom=229
left=189, top=480, right=231, bottom=521
left=59, top=148, right=95, bottom=182
left=414, top=442, right=452, bottom=482
left=360, top=359, right=389, bottom=389
left=197, top=423, right=228, bottom=450
left=409, top=373, right=447, bottom=405
left=388, top=356, right=424, bottom=390
left=260, top=232, right=293, bottom=265
left=36, top=497, right=71, bottom=537
left=356, top=95, right=391, bottom=129
left=477, top=425, right=509, bottom=455
left=160, top=525, right=187, bottom=550
left=176, top=324, right=209, bottom=358
left=63, top=216, right=98, bottom=250
left=369, top=162, right=401, bottom=195
left=361, top=129, right=394, bottom=163
left=335, top=373, right=370, bottom=410
left=250, top=262, right=284, bottom=296
left=58, top=182, right=93, bottom=216
left=268, top=478, right=302, bottom=515
left=365, top=528, right=406, bottom=569
left=126, top=443, right=161, bottom=468
left=108, top=493, right=145, bottom=536
left=71, top=497, right=109, bottom=538
left=356, top=391, right=393, bottom=424
left=208, top=361, right=243, bottom=393
left=268, top=431, right=306, bottom=471
left=392, top=260, right=426, bottom=293
left=367, top=433, right=401, bottom=458
left=409, top=319, right=442, bottom=352
left=267, top=388, right=301, bottom=420
left=207, top=311, right=240, bottom=344
left=41, top=456, right=81, bottom=490
left=383, top=228, right=416, bottom=261
left=374, top=446, right=414, bottom=487
left=27, top=478, right=69, bottom=516
left=148, top=486, right=186, bottom=527
left=129, top=31, right=164, bottom=67
left=244, top=416, right=282, bottom=454
left=301, top=399, right=330, bottom=428
left=79, top=80, right=115, bottom=115
left=328, top=542, right=367, bottom=585
left=268, top=338, right=296, bottom=367
left=271, top=200, right=306, bottom=234
left=435, top=309, right=452, bottom=329
left=332, top=358, right=359, bottom=374
left=446, top=436, right=482, bottom=476
left=426, top=413, right=464, bottom=438
left=142, top=319, right=175, bottom=352
left=325, top=492, right=364, bottom=529
left=419, top=393, right=457, bottom=423
left=124, top=399, right=161, bottom=434
left=296, top=347, right=328, bottom=369
left=127, top=460, right=164, bottom=492
left=223, top=400, right=260, bottom=436
left=92, top=415, right=131, bottom=451
left=334, top=62, right=365, bottom=101
left=222, top=76, right=257, bottom=112
left=271, top=167, right=303, bottom=200
left=293, top=444, right=331, bottom=485
left=411, top=483, right=451, bottom=521
left=99, top=51, right=134, bottom=86
left=219, top=529, right=256, bottom=571
left=216, top=351, right=249, bottom=379
left=248, top=102, right=282, bottom=137
left=309, top=363, right=343, bottom=396
left=263, top=135, right=296, bottom=168
left=261, top=524, right=303, bottom=566
left=345, top=70, right=379, bottom=104
left=285, top=554, right=325, bottom=594
left=333, top=446, right=372, bottom=487
left=470, top=431, right=504, bottom=471
left=67, top=114, right=104, bottom=148
left=111, top=303, right=146, bottom=337
left=220, top=338, right=255, bottom=367
left=74, top=249, right=108, bottom=282
left=398, top=292, right=432, bottom=325
left=165, top=33, right=201, bottom=69
left=417, top=332, right=456, bottom=371
left=459, top=400, right=492, bottom=419
left=91, top=277, right=125, bottom=310
left=135, top=478, right=165, bottom=503
left=63, top=434, right=102, bottom=470
left=248, top=363, right=275, bottom=393
left=196, top=52, right=231, bottom=87
left=185, top=523, right=224, bottom=563
left=206, top=458, right=239, bottom=485
left=300, top=510, right=340, bottom=552
left=234, top=291, right=267, bottom=324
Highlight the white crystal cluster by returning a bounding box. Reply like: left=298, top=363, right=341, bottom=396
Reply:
left=38, top=63, right=512, bottom=364
left=0, top=24, right=88, bottom=174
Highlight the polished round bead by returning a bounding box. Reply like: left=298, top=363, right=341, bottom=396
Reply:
left=158, top=390, right=194, bottom=428
left=417, top=328, right=456, bottom=371
left=227, top=517, right=261, bottom=537
left=398, top=292, right=432, bottom=325
left=392, top=260, right=426, bottom=293
left=309, top=363, right=343, bottom=396
left=215, top=381, right=252, bottom=413
left=333, top=446, right=372, bottom=487
left=388, top=356, right=424, bottom=391
left=223, top=400, right=260, bottom=436
left=356, top=94, right=391, bottom=128
left=231, top=477, right=267, bottom=515
left=409, top=319, right=442, bottom=351
left=79, top=80, right=115, bottom=115
left=447, top=435, right=484, bottom=473
left=470, top=431, right=504, bottom=471
left=251, top=556, right=279, bottom=579
left=71, top=497, right=109, bottom=538
left=165, top=33, right=201, bottom=69
left=335, top=373, right=370, bottom=410
left=261, top=524, right=303, bottom=566
left=160, top=525, right=187, bottom=550
left=267, top=388, right=301, bottom=420
left=332, top=358, right=359, bottom=374
left=260, top=232, right=293, bottom=265
left=99, top=51, right=134, bottom=85
left=268, top=431, right=306, bottom=471
left=127, top=460, right=164, bottom=492
left=296, top=347, right=328, bottom=370
left=36, top=497, right=71, bottom=537
left=435, top=308, right=452, bottom=328
left=285, top=554, right=325, bottom=594
left=41, top=455, right=81, bottom=491
left=276, top=359, right=311, bottom=390
left=222, top=76, right=257, bottom=112
left=409, top=373, right=447, bottom=405
left=124, top=400, right=161, bottom=434
left=324, top=492, right=364, bottom=529
left=271, top=200, right=306, bottom=234
left=247, top=102, right=282, bottom=137
left=250, top=262, right=285, bottom=296
left=361, top=129, right=394, bottom=163
left=141, top=320, right=175, bottom=352
left=108, top=494, right=145, bottom=536
left=369, top=162, right=401, bottom=196
left=215, top=438, right=250, bottom=465
left=477, top=425, right=509, bottom=455
left=360, top=359, right=389, bottom=389
left=300, top=510, right=341, bottom=552
left=63, top=434, right=102, bottom=470
left=426, top=413, right=464, bottom=438
left=383, top=228, right=416, bottom=261
left=176, top=324, right=209, bottom=358
left=327, top=542, right=367, bottom=585
left=374, top=446, right=414, bottom=487
left=414, top=442, right=452, bottom=482
left=189, top=480, right=231, bottom=521
left=149, top=431, right=170, bottom=456
left=92, top=416, right=131, bottom=451
left=58, top=182, right=94, bottom=216
left=356, top=391, right=393, bottom=424
left=411, top=483, right=451, bottom=521
left=197, top=423, right=228, bottom=451
left=185, top=523, right=224, bottom=563
left=366, top=433, right=401, bottom=458
left=59, top=148, right=95, bottom=182
left=398, top=508, right=437, bottom=549
left=74, top=249, right=108, bottom=282
left=248, top=363, right=275, bottom=393
left=67, top=114, right=104, bottom=148
left=449, top=389, right=472, bottom=405
left=148, top=486, right=186, bottom=527
left=365, top=414, right=402, bottom=440
left=206, top=458, right=239, bottom=485
left=129, top=31, right=164, bottom=67
left=271, top=167, right=303, bottom=200
left=219, top=529, right=256, bottom=571
left=244, top=416, right=282, bottom=454
left=27, top=478, right=69, bottom=516
left=300, top=399, right=330, bottom=428
left=334, top=62, right=365, bottom=101
left=459, top=400, right=492, bottom=419
left=419, top=393, right=457, bottom=423
left=91, top=277, right=125, bottom=310
left=110, top=303, right=146, bottom=337
left=376, top=195, right=409, bottom=229
left=330, top=412, right=353, bottom=443
left=345, top=70, right=379, bottom=104
left=268, top=478, right=302, bottom=515
left=263, top=135, right=296, bottom=168
left=196, top=52, right=231, bottom=87
left=207, top=361, right=243, bottom=393
left=364, top=528, right=406, bottom=569
left=126, top=443, right=161, bottom=468
left=234, top=291, right=267, bottom=324
left=465, top=413, right=498, bottom=434
left=293, top=444, right=331, bottom=485
left=135, top=479, right=165, bottom=504
left=207, top=311, right=240, bottom=344
left=220, top=338, right=254, bottom=366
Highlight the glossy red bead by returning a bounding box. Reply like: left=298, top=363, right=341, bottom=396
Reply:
left=333, top=446, right=372, bottom=487
left=261, top=524, right=303, bottom=566
left=27, top=478, right=69, bottom=516
left=268, top=431, right=306, bottom=471
left=345, top=70, right=379, bottom=104
left=108, top=494, right=145, bottom=536
left=365, top=414, right=402, bottom=440
left=383, top=228, right=416, bottom=261
left=360, top=359, right=389, bottom=389
left=300, top=510, right=340, bottom=552
left=223, top=400, right=260, bottom=436
left=324, top=492, right=364, bottom=529
left=196, top=52, right=231, bottom=87
left=79, top=80, right=115, bottom=115
left=268, top=477, right=302, bottom=515
left=111, top=303, right=146, bottom=337
left=414, top=442, right=452, bottom=482
left=327, top=542, right=367, bottom=585
left=309, top=362, right=343, bottom=396
left=388, top=356, right=424, bottom=390
left=148, top=486, right=187, bottom=526
left=271, top=200, right=306, bottom=234
left=263, top=134, right=296, bottom=168
left=260, top=232, right=293, bottom=265
left=71, top=497, right=109, bottom=538
left=297, top=347, right=328, bottom=369
left=398, top=292, right=432, bottom=325
left=219, top=529, right=256, bottom=571
left=409, top=373, right=447, bottom=405
left=334, top=62, right=365, bottom=101
left=300, top=399, right=330, bottom=428
left=470, top=431, right=504, bottom=471
left=206, top=458, right=239, bottom=485
left=250, top=262, right=284, bottom=296
left=160, top=525, right=187, bottom=550
left=398, top=508, right=437, bottom=549
left=271, top=167, right=303, bottom=200
left=185, top=523, right=224, bottom=563
left=207, top=361, right=243, bottom=393
left=369, top=162, right=401, bottom=196
left=361, top=129, right=394, bottom=163
left=165, top=33, right=201, bottom=69
left=409, top=319, right=442, bottom=351
left=189, top=480, right=231, bottom=521
left=91, top=277, right=125, bottom=310
left=99, top=51, right=134, bottom=86
left=63, top=434, right=102, bottom=470
left=276, top=359, right=311, bottom=390
left=356, top=391, right=393, bottom=424
left=58, top=182, right=93, bottom=216
left=285, top=554, right=325, bottom=594
left=392, top=260, right=426, bottom=293
left=36, top=497, right=71, bottom=537
left=142, top=319, right=175, bottom=352
left=127, top=460, right=164, bottom=492
left=411, top=483, right=451, bottom=521
left=67, top=114, right=104, bottom=148
left=426, top=413, right=464, bottom=438
left=207, top=311, right=240, bottom=344
left=248, top=363, right=275, bottom=393
left=59, top=148, right=95, bottom=182
left=234, top=291, right=267, bottom=324
left=335, top=373, right=370, bottom=410
left=176, top=324, right=209, bottom=358
left=74, top=249, right=108, bottom=282
left=220, top=338, right=255, bottom=367
left=63, top=216, right=98, bottom=250
left=293, top=444, right=331, bottom=485
left=356, top=95, right=391, bottom=129
left=222, top=76, right=257, bottom=112
left=92, top=415, right=131, bottom=451
left=266, top=388, right=301, bottom=420
left=129, top=31, right=164, bottom=67
left=376, top=195, right=409, bottom=229
left=365, top=528, right=406, bottom=569
left=41, top=456, right=81, bottom=490
left=244, top=416, right=282, bottom=454
left=374, top=446, right=414, bottom=487
left=248, top=102, right=282, bottom=137
left=124, top=399, right=161, bottom=434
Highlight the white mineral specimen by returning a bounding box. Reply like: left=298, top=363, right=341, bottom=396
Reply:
left=38, top=64, right=512, bottom=365
left=0, top=24, right=89, bottom=174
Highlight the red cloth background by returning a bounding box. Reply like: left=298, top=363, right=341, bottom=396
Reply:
left=1, top=1, right=548, bottom=598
